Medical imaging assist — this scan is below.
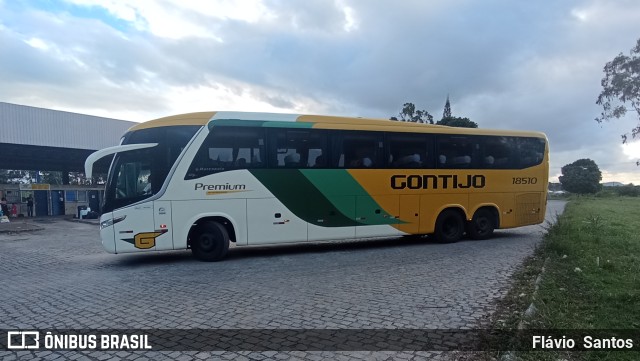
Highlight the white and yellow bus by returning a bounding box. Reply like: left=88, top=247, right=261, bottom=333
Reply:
left=85, top=112, right=548, bottom=261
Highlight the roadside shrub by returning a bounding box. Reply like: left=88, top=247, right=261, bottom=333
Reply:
left=595, top=188, right=616, bottom=198
left=615, top=185, right=640, bottom=197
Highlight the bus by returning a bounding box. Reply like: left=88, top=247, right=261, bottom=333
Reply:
left=85, top=111, right=548, bottom=261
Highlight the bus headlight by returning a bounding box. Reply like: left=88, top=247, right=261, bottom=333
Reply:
left=100, top=215, right=126, bottom=229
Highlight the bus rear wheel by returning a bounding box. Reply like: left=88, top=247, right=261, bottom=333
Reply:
left=191, top=221, right=229, bottom=262
left=468, top=209, right=496, bottom=240
left=434, top=209, right=465, bottom=243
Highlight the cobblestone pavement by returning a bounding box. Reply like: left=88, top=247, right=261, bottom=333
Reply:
left=1, top=201, right=565, bottom=360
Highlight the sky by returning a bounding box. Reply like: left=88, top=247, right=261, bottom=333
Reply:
left=1, top=0, right=640, bottom=184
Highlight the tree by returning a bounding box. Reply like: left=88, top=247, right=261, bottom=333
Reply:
left=442, top=95, right=452, bottom=119
left=436, top=116, right=478, bottom=128
left=437, top=95, right=478, bottom=128
left=390, top=100, right=478, bottom=127
left=390, top=103, right=434, bottom=124
left=0, top=170, right=32, bottom=184
left=596, top=38, right=640, bottom=151
left=41, top=171, right=63, bottom=185
left=558, top=158, right=602, bottom=194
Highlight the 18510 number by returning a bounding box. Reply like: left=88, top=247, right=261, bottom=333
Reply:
left=512, top=177, right=538, bottom=185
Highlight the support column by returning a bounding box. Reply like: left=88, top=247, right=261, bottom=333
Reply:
left=62, top=169, right=70, bottom=185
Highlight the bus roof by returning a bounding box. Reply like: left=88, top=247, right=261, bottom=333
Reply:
left=127, top=111, right=546, bottom=138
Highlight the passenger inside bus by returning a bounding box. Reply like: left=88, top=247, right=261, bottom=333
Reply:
left=284, top=152, right=301, bottom=167
left=313, top=154, right=326, bottom=168
left=349, top=148, right=374, bottom=168
left=393, top=149, right=423, bottom=168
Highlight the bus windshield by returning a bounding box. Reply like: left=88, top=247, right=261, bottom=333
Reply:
left=103, top=125, right=200, bottom=213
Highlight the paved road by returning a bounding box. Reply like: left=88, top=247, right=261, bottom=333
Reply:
left=0, top=201, right=565, bottom=360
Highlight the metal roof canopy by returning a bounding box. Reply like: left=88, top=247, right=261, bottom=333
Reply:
left=0, top=102, right=135, bottom=173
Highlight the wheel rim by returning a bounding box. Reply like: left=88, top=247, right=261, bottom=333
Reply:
left=475, top=216, right=490, bottom=235
left=198, top=234, right=216, bottom=252
left=443, top=217, right=461, bottom=239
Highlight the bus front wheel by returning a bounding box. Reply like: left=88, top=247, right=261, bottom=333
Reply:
left=434, top=209, right=465, bottom=243
left=191, top=221, right=230, bottom=262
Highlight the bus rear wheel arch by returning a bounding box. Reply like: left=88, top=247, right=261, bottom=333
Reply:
left=467, top=207, right=498, bottom=240
left=434, top=208, right=466, bottom=243
left=189, top=219, right=232, bottom=261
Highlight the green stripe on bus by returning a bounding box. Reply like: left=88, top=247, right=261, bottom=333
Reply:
left=249, top=169, right=401, bottom=227
left=249, top=169, right=360, bottom=227
left=301, top=169, right=402, bottom=225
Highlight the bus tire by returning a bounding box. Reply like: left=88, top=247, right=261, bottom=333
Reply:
left=468, top=208, right=496, bottom=240
left=434, top=209, right=465, bottom=243
left=191, top=221, right=229, bottom=262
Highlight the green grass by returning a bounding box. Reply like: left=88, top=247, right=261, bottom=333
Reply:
left=486, top=196, right=640, bottom=361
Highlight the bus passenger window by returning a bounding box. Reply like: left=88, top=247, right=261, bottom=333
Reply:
left=350, top=148, right=374, bottom=167
left=437, top=135, right=474, bottom=169
left=270, top=128, right=328, bottom=169
left=480, top=136, right=514, bottom=169
left=337, top=131, right=382, bottom=169
left=518, top=137, right=545, bottom=168
left=186, top=126, right=265, bottom=179
left=387, top=133, right=432, bottom=169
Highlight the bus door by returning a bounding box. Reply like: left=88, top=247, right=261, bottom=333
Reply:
left=108, top=155, right=163, bottom=253
left=85, top=142, right=165, bottom=253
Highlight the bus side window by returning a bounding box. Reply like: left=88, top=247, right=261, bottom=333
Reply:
left=386, top=133, right=432, bottom=169
left=186, top=127, right=265, bottom=179
left=269, top=128, right=328, bottom=169
left=437, top=135, right=474, bottom=169
left=480, top=136, right=515, bottom=169
left=334, top=131, right=382, bottom=169
left=518, top=137, right=545, bottom=168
